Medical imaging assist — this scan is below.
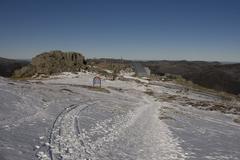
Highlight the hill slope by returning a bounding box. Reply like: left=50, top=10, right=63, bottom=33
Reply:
left=0, top=57, right=29, bottom=77
left=144, top=61, right=240, bottom=95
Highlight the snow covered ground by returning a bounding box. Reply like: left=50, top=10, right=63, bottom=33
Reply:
left=0, top=72, right=239, bottom=160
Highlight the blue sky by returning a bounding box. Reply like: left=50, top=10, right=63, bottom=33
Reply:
left=0, top=0, right=239, bottom=61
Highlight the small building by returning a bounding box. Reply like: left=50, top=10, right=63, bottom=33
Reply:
left=132, top=63, right=151, bottom=77
left=144, top=67, right=151, bottom=77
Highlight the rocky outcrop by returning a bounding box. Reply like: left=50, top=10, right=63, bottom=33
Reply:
left=32, top=50, right=86, bottom=74
left=14, top=50, right=87, bottom=78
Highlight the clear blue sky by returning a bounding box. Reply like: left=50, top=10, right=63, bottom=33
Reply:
left=0, top=0, right=239, bottom=61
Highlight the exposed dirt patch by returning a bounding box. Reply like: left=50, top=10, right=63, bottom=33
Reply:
left=47, top=83, right=110, bottom=93
left=108, top=86, right=124, bottom=92
left=7, top=82, right=15, bottom=85
left=183, top=98, right=240, bottom=115
left=144, top=89, right=154, bottom=96
left=233, top=117, right=240, bottom=124
left=158, top=107, right=178, bottom=122
left=60, top=88, right=75, bottom=93
left=176, top=97, right=240, bottom=116
left=80, top=85, right=110, bottom=93
left=158, top=116, right=176, bottom=121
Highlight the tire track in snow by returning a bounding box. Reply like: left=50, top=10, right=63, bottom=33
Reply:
left=89, top=96, right=187, bottom=160
left=45, top=86, right=187, bottom=160
left=48, top=99, right=96, bottom=160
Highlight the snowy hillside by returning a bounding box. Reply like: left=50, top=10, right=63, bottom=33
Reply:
left=0, top=72, right=240, bottom=160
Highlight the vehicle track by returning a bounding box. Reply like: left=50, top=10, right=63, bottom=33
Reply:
left=46, top=92, right=144, bottom=160
left=48, top=99, right=96, bottom=160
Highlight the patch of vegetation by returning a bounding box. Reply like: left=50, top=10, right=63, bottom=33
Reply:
left=87, top=58, right=133, bottom=80
left=87, top=58, right=131, bottom=73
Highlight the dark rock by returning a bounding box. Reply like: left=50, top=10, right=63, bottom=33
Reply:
left=13, top=50, right=86, bottom=78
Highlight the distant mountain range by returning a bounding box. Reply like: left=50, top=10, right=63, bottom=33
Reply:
left=1, top=55, right=240, bottom=95
left=219, top=61, right=240, bottom=64
left=142, top=60, right=240, bottom=95
left=0, top=57, right=30, bottom=77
